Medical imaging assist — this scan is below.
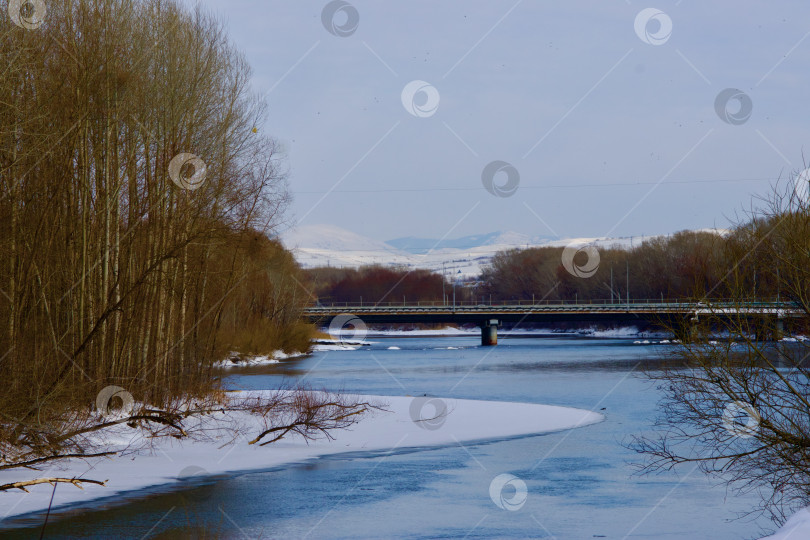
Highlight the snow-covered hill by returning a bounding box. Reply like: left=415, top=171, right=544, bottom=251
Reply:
left=387, top=231, right=552, bottom=254
left=278, top=224, right=724, bottom=279
left=282, top=224, right=399, bottom=254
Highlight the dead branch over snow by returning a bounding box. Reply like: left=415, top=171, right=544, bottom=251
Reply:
left=0, top=388, right=382, bottom=493
left=0, top=477, right=107, bottom=493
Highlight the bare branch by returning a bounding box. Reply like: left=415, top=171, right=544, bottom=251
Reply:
left=0, top=477, right=107, bottom=493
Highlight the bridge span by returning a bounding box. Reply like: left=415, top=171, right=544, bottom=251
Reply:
left=303, top=300, right=801, bottom=346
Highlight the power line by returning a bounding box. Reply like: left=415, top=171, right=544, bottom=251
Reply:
left=291, top=177, right=776, bottom=195
left=284, top=240, right=657, bottom=256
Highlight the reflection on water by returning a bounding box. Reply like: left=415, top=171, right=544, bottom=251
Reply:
left=0, top=336, right=777, bottom=539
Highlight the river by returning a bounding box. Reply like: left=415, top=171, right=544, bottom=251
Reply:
left=0, top=335, right=773, bottom=539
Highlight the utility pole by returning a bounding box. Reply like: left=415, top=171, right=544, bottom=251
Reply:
left=442, top=262, right=446, bottom=305
left=626, top=260, right=630, bottom=306
left=753, top=266, right=757, bottom=299
left=777, top=267, right=781, bottom=304
left=610, top=266, right=614, bottom=303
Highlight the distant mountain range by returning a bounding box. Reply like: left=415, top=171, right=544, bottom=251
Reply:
left=279, top=224, right=676, bottom=279
left=282, top=224, right=397, bottom=254
left=386, top=231, right=554, bottom=254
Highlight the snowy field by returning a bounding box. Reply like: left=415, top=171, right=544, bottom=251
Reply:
left=0, top=392, right=603, bottom=522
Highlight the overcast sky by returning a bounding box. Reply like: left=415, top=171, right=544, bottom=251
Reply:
left=197, top=0, right=810, bottom=242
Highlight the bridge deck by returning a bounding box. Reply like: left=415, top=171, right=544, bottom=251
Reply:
left=303, top=302, right=800, bottom=325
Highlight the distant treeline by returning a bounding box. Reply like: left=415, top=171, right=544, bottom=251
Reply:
left=482, top=230, right=725, bottom=302
left=306, top=266, right=445, bottom=304
left=306, top=224, right=801, bottom=305
left=481, top=224, right=796, bottom=303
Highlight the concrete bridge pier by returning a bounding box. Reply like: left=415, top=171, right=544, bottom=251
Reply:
left=673, top=316, right=701, bottom=343
left=776, top=317, right=785, bottom=341
left=754, top=316, right=785, bottom=342
left=481, top=319, right=499, bottom=346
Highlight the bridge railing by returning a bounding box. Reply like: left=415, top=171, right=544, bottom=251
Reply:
left=303, top=298, right=786, bottom=309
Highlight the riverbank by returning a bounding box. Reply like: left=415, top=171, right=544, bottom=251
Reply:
left=0, top=392, right=603, bottom=526
left=761, top=508, right=810, bottom=539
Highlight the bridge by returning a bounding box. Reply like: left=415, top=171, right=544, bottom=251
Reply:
left=303, top=300, right=803, bottom=346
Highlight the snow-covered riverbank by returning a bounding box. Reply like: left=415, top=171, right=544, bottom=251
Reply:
left=0, top=392, right=603, bottom=523
left=760, top=509, right=810, bottom=539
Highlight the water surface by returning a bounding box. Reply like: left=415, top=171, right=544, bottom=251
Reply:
left=0, top=336, right=773, bottom=539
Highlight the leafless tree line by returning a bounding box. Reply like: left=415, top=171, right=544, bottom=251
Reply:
left=479, top=230, right=736, bottom=304
left=0, top=0, right=371, bottom=495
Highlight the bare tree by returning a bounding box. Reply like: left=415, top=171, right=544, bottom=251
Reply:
left=630, top=172, right=810, bottom=525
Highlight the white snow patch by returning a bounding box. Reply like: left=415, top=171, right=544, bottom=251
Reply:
left=312, top=338, right=369, bottom=346
left=215, top=350, right=306, bottom=368
left=586, top=327, right=641, bottom=338
left=311, top=344, right=358, bottom=352
left=0, top=392, right=603, bottom=521
left=500, top=328, right=566, bottom=335
left=759, top=508, right=810, bottom=539
left=366, top=327, right=475, bottom=336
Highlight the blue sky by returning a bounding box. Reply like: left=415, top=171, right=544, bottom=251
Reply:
left=197, top=0, right=810, bottom=241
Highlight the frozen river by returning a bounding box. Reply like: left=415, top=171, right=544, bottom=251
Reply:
left=1, top=335, right=773, bottom=539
